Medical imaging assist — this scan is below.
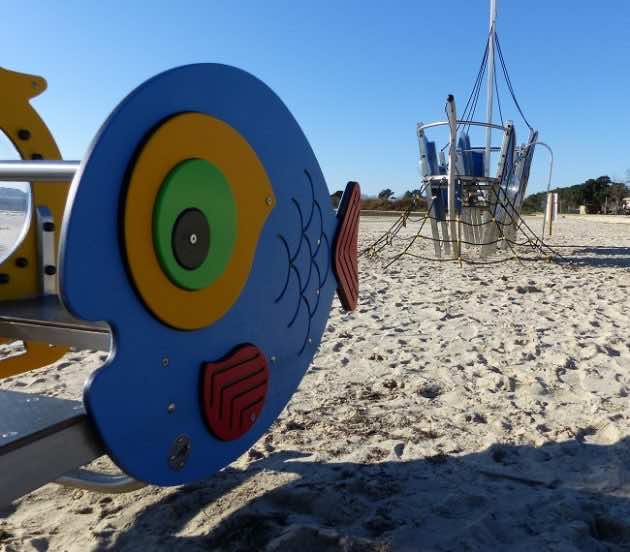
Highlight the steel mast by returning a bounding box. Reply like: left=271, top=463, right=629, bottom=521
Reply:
left=484, top=0, right=497, bottom=177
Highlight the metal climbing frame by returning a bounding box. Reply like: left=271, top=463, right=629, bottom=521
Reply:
left=362, top=0, right=557, bottom=267
left=417, top=104, right=526, bottom=259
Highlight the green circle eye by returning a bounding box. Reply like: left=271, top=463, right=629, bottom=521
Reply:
left=153, top=159, right=237, bottom=290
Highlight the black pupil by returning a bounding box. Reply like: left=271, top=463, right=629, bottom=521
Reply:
left=171, top=208, right=210, bottom=270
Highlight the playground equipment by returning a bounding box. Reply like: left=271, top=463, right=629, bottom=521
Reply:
left=0, top=64, right=360, bottom=504
left=364, top=0, right=558, bottom=266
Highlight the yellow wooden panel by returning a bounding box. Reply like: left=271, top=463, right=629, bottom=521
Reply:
left=0, top=67, right=69, bottom=376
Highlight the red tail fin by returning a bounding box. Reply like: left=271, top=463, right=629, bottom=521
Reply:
left=333, top=181, right=360, bottom=311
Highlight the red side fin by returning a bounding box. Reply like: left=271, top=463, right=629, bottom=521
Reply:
left=201, top=344, right=269, bottom=441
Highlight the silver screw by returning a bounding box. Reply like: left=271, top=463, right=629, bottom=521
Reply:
left=265, top=196, right=273, bottom=206
left=308, top=337, right=313, bottom=344
left=189, top=233, right=198, bottom=245
left=270, top=356, right=277, bottom=363
left=167, top=403, right=176, bottom=414
left=162, top=357, right=169, bottom=367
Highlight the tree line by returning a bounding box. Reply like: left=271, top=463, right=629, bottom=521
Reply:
left=521, top=175, right=629, bottom=214
left=331, top=188, right=427, bottom=211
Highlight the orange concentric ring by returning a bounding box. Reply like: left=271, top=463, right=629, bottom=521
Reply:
left=124, top=113, right=275, bottom=330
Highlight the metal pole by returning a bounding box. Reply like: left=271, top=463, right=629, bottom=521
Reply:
left=446, top=95, right=459, bottom=258
left=530, top=141, right=554, bottom=236
left=0, top=160, right=80, bottom=182
left=546, top=193, right=553, bottom=236
left=484, top=0, right=497, bottom=177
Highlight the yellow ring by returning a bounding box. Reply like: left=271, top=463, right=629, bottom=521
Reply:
left=124, top=113, right=275, bottom=330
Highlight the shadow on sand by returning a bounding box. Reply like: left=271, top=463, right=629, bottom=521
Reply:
left=103, top=437, right=630, bottom=551
left=562, top=246, right=630, bottom=268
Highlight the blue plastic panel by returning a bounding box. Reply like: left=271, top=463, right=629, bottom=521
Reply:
left=458, top=134, right=472, bottom=175
left=471, top=151, right=484, bottom=177
left=59, top=64, right=339, bottom=485
left=426, top=141, right=439, bottom=175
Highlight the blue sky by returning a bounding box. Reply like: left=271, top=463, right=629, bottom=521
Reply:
left=2, top=0, right=629, bottom=196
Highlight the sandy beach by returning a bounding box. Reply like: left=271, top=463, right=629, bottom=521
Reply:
left=1, top=215, right=629, bottom=551
left=0, top=210, right=27, bottom=264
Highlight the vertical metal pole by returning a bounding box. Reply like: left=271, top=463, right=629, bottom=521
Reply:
left=446, top=95, right=459, bottom=258
left=534, top=141, right=554, bottom=239
left=545, top=192, right=553, bottom=237
left=484, top=0, right=497, bottom=177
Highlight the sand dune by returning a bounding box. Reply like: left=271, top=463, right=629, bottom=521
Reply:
left=1, top=216, right=629, bottom=551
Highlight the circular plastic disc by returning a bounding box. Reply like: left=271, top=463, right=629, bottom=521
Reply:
left=171, top=208, right=210, bottom=271
left=152, top=158, right=237, bottom=289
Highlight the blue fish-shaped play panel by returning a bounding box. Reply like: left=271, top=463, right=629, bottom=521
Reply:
left=59, top=64, right=359, bottom=485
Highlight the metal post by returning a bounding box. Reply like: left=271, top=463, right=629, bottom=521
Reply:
left=532, top=141, right=554, bottom=237
left=484, top=0, right=497, bottom=177
left=446, top=95, right=459, bottom=258
left=545, top=193, right=553, bottom=237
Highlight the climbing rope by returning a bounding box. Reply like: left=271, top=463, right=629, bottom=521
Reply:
left=361, top=182, right=563, bottom=267
left=495, top=33, right=533, bottom=131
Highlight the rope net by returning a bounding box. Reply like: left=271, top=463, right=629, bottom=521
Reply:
left=361, top=183, right=563, bottom=268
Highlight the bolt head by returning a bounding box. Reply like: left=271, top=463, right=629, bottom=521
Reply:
left=265, top=196, right=273, bottom=206
left=162, top=357, right=169, bottom=367
left=168, top=403, right=176, bottom=414
left=189, top=233, right=198, bottom=245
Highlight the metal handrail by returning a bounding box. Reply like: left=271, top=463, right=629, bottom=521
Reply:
left=0, top=160, right=80, bottom=181
left=418, top=120, right=508, bottom=132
